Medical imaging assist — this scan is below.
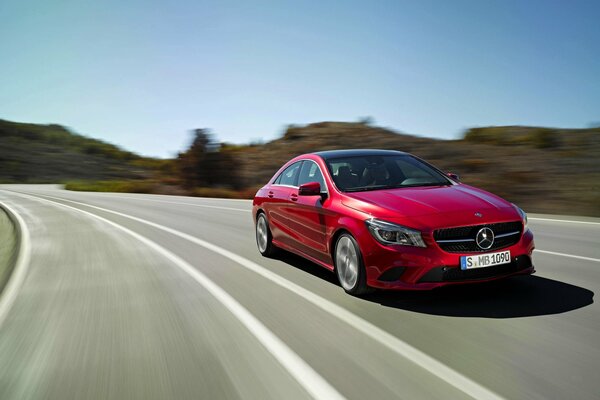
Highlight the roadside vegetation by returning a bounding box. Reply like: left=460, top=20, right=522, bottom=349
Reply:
left=0, top=119, right=152, bottom=182
left=2, top=118, right=599, bottom=216
left=64, top=180, right=161, bottom=193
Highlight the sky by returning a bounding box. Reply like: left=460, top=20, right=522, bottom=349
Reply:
left=1, top=0, right=599, bottom=158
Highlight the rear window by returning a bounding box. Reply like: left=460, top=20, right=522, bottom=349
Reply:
left=274, top=161, right=302, bottom=186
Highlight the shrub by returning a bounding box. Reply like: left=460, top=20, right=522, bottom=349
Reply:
left=527, top=128, right=560, bottom=149
left=191, top=187, right=255, bottom=199
left=65, top=180, right=157, bottom=193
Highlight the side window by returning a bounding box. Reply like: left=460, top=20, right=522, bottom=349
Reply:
left=298, top=161, right=327, bottom=192
left=275, top=162, right=301, bottom=186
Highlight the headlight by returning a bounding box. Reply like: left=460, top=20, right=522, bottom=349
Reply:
left=513, top=204, right=528, bottom=231
left=365, top=219, right=426, bottom=247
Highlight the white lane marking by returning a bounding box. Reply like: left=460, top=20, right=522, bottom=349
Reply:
left=61, top=193, right=600, bottom=226
left=0, top=201, right=32, bottom=328
left=34, top=190, right=251, bottom=213
left=26, top=191, right=504, bottom=400
left=10, top=191, right=345, bottom=400
left=62, top=192, right=600, bottom=225
left=50, top=192, right=600, bottom=263
left=535, top=250, right=600, bottom=263
left=105, top=195, right=249, bottom=213
left=529, top=217, right=600, bottom=226
left=77, top=191, right=253, bottom=204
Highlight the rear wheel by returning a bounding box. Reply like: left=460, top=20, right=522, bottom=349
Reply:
left=335, top=234, right=371, bottom=295
left=256, top=213, right=277, bottom=257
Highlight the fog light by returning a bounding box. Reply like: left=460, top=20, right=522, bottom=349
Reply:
left=378, top=267, right=406, bottom=282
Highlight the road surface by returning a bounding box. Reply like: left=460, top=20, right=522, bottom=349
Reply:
left=0, top=185, right=598, bottom=400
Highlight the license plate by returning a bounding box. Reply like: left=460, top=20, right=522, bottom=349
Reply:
left=460, top=250, right=511, bottom=270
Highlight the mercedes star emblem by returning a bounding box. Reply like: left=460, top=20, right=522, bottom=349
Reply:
left=476, top=227, right=494, bottom=249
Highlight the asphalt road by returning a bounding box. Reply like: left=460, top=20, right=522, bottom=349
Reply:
left=0, top=184, right=598, bottom=400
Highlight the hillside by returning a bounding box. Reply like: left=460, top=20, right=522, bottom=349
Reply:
left=2, top=118, right=598, bottom=216
left=225, top=122, right=600, bottom=216
left=0, top=119, right=154, bottom=182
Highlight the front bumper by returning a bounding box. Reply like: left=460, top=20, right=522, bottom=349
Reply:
left=363, top=228, right=535, bottom=290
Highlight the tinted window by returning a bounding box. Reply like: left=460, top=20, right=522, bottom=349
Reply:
left=275, top=161, right=301, bottom=186
left=326, top=155, right=450, bottom=191
left=297, top=161, right=327, bottom=192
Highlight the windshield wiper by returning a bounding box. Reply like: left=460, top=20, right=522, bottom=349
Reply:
left=397, top=182, right=451, bottom=188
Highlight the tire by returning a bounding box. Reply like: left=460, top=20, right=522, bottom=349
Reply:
left=334, top=233, right=371, bottom=295
left=256, top=213, right=278, bottom=257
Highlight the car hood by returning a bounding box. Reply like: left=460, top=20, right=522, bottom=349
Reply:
left=341, top=184, right=518, bottom=228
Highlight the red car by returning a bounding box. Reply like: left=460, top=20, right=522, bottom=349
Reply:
left=253, top=149, right=535, bottom=295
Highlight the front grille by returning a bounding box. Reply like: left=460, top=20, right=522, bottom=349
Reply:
left=434, top=221, right=522, bottom=253
left=419, top=255, right=532, bottom=283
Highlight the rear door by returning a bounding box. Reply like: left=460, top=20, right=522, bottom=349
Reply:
left=267, top=161, right=301, bottom=246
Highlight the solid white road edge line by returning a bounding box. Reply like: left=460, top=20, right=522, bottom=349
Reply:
left=107, top=195, right=249, bottom=212
left=529, top=217, right=600, bottom=225
left=32, top=190, right=250, bottom=213
left=0, top=201, right=32, bottom=328
left=93, top=192, right=252, bottom=203
left=54, top=189, right=600, bottom=225
left=9, top=191, right=346, bottom=400
left=26, top=190, right=504, bottom=400
left=535, top=250, right=600, bottom=263
left=68, top=195, right=600, bottom=264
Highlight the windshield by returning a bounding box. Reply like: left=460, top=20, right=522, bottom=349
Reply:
left=326, top=154, right=451, bottom=192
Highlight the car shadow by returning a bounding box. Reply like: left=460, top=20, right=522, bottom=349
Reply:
left=365, top=275, right=594, bottom=318
left=275, top=251, right=594, bottom=318
left=274, top=251, right=338, bottom=285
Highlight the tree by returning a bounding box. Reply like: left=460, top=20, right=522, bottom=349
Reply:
left=177, top=129, right=242, bottom=189
left=358, top=116, right=375, bottom=126
left=178, top=129, right=210, bottom=187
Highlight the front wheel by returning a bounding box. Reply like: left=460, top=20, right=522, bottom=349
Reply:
left=335, top=234, right=371, bottom=295
left=256, top=213, right=278, bottom=257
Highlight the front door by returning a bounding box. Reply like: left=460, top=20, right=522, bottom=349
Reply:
left=286, top=160, right=330, bottom=264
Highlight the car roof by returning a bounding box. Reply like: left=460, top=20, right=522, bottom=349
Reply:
left=311, top=149, right=408, bottom=160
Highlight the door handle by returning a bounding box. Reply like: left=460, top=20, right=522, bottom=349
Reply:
left=290, top=193, right=298, bottom=202
left=268, top=191, right=274, bottom=198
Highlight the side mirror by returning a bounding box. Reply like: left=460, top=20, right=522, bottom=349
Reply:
left=447, top=172, right=460, bottom=182
left=298, top=181, right=321, bottom=196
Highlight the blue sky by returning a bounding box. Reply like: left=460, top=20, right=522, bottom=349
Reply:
left=1, top=0, right=599, bottom=158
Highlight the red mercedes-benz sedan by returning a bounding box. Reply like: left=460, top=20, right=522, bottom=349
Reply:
left=252, top=149, right=535, bottom=295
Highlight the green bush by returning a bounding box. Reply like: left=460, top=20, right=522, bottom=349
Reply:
left=464, top=127, right=505, bottom=144
left=65, top=180, right=156, bottom=193
left=527, top=128, right=560, bottom=149
left=191, top=187, right=254, bottom=199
